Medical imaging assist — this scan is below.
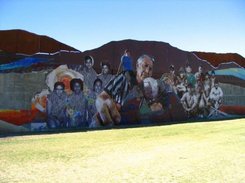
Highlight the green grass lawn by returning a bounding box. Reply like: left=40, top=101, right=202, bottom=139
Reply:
left=0, top=119, right=245, bottom=183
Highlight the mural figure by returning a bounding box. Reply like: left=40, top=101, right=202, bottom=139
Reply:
left=46, top=82, right=68, bottom=129
left=118, top=49, right=133, bottom=74
left=195, top=84, right=210, bottom=118
left=87, top=78, right=103, bottom=126
left=161, top=64, right=177, bottom=94
left=194, top=66, right=205, bottom=84
left=185, top=65, right=196, bottom=87
left=138, top=77, right=168, bottom=124
left=208, top=81, right=226, bottom=117
left=77, top=55, right=97, bottom=93
left=181, top=84, right=198, bottom=118
left=203, top=72, right=212, bottom=97
left=66, top=78, right=88, bottom=128
left=98, top=62, right=114, bottom=89
left=95, top=54, right=176, bottom=126
left=176, top=67, right=187, bottom=98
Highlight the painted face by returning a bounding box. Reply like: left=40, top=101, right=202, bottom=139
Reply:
left=102, top=65, right=109, bottom=74
left=136, top=57, right=153, bottom=84
left=85, top=59, right=92, bottom=69
left=187, top=86, right=194, bottom=94
left=73, top=82, right=81, bottom=94
left=185, top=66, right=192, bottom=73
left=55, top=85, right=64, bottom=96
left=198, top=66, right=203, bottom=73
left=94, top=81, right=102, bottom=93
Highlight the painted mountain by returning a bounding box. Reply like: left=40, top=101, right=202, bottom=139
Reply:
left=193, top=51, right=245, bottom=68
left=0, top=29, right=79, bottom=55
left=1, top=30, right=244, bottom=75
left=0, top=29, right=244, bottom=133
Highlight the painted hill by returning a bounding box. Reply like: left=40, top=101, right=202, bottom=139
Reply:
left=0, top=29, right=79, bottom=55
left=193, top=52, right=245, bottom=68
left=0, top=30, right=244, bottom=78
left=80, top=39, right=214, bottom=77
left=1, top=39, right=215, bottom=77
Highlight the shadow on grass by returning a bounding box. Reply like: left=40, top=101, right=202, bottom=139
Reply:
left=0, top=115, right=244, bottom=138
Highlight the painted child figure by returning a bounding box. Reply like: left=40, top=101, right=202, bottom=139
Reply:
left=66, top=78, right=88, bottom=128
left=185, top=65, right=196, bottom=88
left=87, top=78, right=103, bottom=126
left=46, top=82, right=68, bottom=129
left=98, top=62, right=114, bottom=89
left=181, top=84, right=198, bottom=118
left=78, top=55, right=97, bottom=94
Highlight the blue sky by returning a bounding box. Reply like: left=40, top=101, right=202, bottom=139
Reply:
left=0, top=0, right=244, bottom=57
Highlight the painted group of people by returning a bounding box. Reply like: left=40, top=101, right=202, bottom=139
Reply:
left=93, top=53, right=177, bottom=127
left=161, top=64, right=224, bottom=118
left=46, top=55, right=114, bottom=129
left=46, top=50, right=168, bottom=129
left=46, top=50, right=224, bottom=129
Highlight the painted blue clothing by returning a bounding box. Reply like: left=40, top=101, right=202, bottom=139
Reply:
left=121, top=55, right=133, bottom=71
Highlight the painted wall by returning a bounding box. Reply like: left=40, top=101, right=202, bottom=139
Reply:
left=0, top=55, right=244, bottom=134
left=0, top=71, right=48, bottom=109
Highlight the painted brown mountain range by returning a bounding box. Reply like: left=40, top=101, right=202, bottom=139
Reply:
left=80, top=39, right=213, bottom=77
left=0, top=29, right=79, bottom=54
left=193, top=51, right=245, bottom=68
left=0, top=29, right=244, bottom=77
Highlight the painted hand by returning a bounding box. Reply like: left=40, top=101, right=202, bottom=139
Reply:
left=150, top=102, right=163, bottom=112
left=95, top=91, right=121, bottom=125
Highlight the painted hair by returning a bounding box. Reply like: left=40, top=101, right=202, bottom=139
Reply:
left=136, top=54, right=155, bottom=65
left=54, top=82, right=65, bottom=90
left=169, top=64, right=175, bottom=71
left=100, top=62, right=111, bottom=69
left=84, top=55, right=94, bottom=66
left=70, top=78, right=83, bottom=92
left=93, top=78, right=103, bottom=91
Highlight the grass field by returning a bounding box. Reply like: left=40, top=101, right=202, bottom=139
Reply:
left=0, top=119, right=245, bottom=183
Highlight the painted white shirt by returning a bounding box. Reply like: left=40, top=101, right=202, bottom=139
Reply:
left=209, top=86, right=223, bottom=101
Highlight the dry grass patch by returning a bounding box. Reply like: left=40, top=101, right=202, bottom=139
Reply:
left=0, top=119, right=245, bottom=182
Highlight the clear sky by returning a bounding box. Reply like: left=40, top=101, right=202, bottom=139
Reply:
left=0, top=0, right=244, bottom=57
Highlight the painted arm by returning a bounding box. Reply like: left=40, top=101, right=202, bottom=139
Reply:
left=180, top=94, right=188, bottom=111
left=189, top=96, right=198, bottom=111
left=96, top=91, right=121, bottom=125
left=46, top=97, right=52, bottom=116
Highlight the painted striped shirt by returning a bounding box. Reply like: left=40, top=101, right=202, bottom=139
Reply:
left=104, top=71, right=134, bottom=106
